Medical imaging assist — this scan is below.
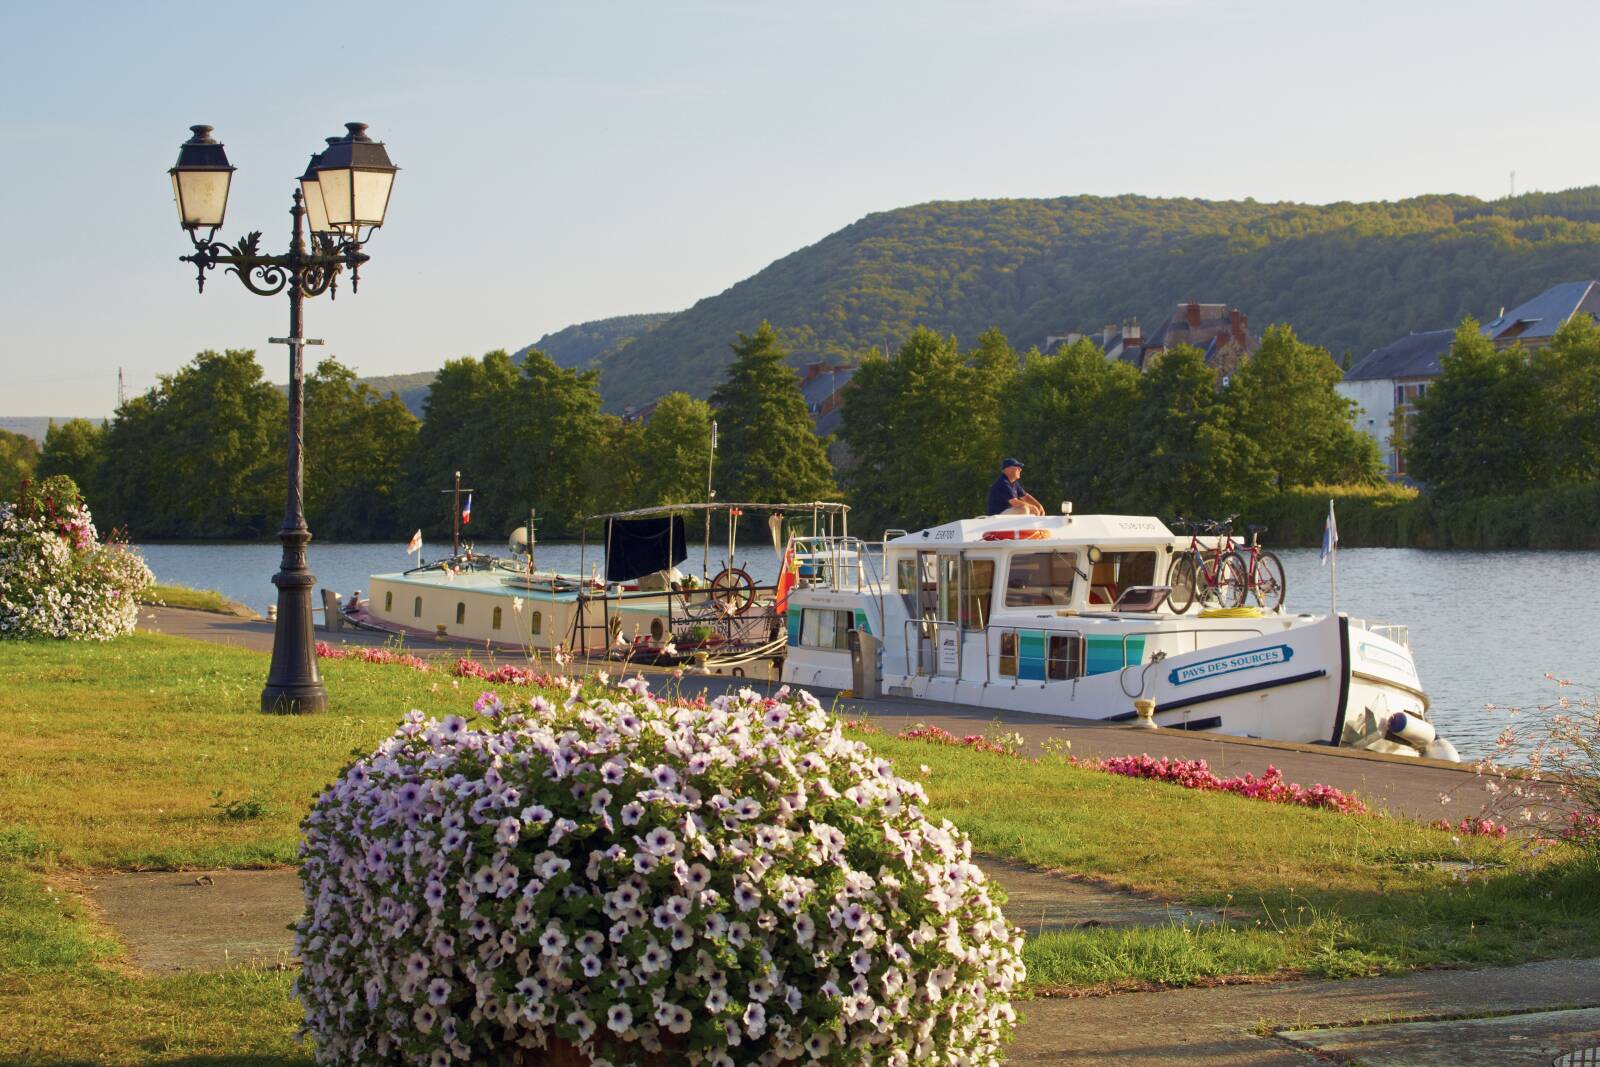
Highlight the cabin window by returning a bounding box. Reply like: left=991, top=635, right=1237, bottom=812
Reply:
left=413, top=596, right=422, bottom=618
left=1005, top=551, right=1078, bottom=607
left=960, top=559, right=995, bottom=630
left=384, top=591, right=392, bottom=612
left=1047, top=633, right=1084, bottom=680
left=999, top=631, right=1017, bottom=676
left=531, top=610, right=542, bottom=635
left=455, top=602, right=466, bottom=625
left=1087, top=551, right=1159, bottom=606
left=938, top=556, right=960, bottom=625
left=492, top=606, right=503, bottom=630
left=896, top=558, right=918, bottom=617
left=800, top=608, right=854, bottom=650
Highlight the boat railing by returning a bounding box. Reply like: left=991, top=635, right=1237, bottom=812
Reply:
left=792, top=535, right=888, bottom=597
left=1359, top=621, right=1411, bottom=648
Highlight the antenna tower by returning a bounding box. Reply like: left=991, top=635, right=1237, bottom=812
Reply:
left=117, top=367, right=126, bottom=407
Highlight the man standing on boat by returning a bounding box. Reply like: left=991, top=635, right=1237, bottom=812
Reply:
left=987, top=457, right=1045, bottom=516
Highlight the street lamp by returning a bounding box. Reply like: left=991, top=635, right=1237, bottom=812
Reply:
left=168, top=122, right=399, bottom=713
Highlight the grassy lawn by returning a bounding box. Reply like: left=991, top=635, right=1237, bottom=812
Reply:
left=140, top=583, right=257, bottom=618
left=1, top=633, right=1596, bottom=1062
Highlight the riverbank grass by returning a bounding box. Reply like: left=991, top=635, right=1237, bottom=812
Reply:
left=1, top=633, right=1596, bottom=1062
left=140, top=582, right=258, bottom=618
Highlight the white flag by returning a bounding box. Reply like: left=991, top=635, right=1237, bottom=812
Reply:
left=1319, top=501, right=1338, bottom=566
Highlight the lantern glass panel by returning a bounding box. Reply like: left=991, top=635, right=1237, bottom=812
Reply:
left=351, top=169, right=395, bottom=227
left=300, top=176, right=331, bottom=234
left=318, top=167, right=354, bottom=226
left=173, top=168, right=231, bottom=229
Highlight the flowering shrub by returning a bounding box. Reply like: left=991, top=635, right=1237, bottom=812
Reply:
left=1473, top=675, right=1600, bottom=856
left=1078, top=755, right=1369, bottom=816
left=295, top=683, right=1024, bottom=1066
left=454, top=657, right=558, bottom=688
left=0, top=476, right=152, bottom=641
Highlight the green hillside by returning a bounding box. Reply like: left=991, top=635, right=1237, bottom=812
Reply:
left=592, top=189, right=1600, bottom=410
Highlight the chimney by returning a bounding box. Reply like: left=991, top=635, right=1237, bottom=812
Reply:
left=1102, top=324, right=1117, bottom=347
left=1185, top=299, right=1201, bottom=328
left=803, top=361, right=824, bottom=383
left=1229, top=307, right=1244, bottom=346
left=1123, top=318, right=1141, bottom=342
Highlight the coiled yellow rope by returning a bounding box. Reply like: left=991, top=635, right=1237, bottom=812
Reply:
left=1198, top=606, right=1266, bottom=618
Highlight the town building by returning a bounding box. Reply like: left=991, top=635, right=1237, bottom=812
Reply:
left=1339, top=279, right=1600, bottom=478
left=1047, top=300, right=1259, bottom=378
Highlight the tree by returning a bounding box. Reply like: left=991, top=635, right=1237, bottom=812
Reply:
left=634, top=393, right=713, bottom=506
left=1407, top=320, right=1543, bottom=497
left=97, top=350, right=284, bottom=537
left=304, top=359, right=420, bottom=540
left=0, top=429, right=39, bottom=502
left=38, top=419, right=106, bottom=502
left=1225, top=324, right=1381, bottom=492
left=841, top=327, right=1014, bottom=532
left=1001, top=339, right=1140, bottom=513
left=1124, top=346, right=1252, bottom=517
left=708, top=323, right=837, bottom=507
left=409, top=351, right=523, bottom=539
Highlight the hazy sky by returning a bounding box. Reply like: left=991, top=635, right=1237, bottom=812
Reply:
left=4, top=0, right=1597, bottom=416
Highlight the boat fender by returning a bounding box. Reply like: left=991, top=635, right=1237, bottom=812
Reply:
left=982, top=529, right=1050, bottom=541
left=1423, top=737, right=1460, bottom=763
left=1386, top=711, right=1436, bottom=750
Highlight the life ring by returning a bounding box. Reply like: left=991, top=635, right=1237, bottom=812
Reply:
left=982, top=529, right=1050, bottom=541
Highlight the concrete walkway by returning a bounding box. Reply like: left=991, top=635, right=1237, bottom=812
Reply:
left=141, top=607, right=1491, bottom=822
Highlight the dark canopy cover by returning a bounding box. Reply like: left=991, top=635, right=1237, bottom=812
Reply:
left=605, top=516, right=688, bottom=582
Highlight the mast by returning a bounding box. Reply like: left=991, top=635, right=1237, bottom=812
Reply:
left=452, top=470, right=461, bottom=556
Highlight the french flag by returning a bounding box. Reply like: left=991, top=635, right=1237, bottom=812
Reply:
left=462, top=492, right=473, bottom=526
left=1320, top=499, right=1337, bottom=565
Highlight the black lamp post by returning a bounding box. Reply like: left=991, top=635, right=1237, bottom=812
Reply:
left=168, top=123, right=399, bottom=713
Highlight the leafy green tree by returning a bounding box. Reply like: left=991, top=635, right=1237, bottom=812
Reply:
left=38, top=419, right=106, bottom=502
left=97, top=350, right=284, bottom=537
left=510, top=349, right=614, bottom=535
left=0, top=429, right=40, bottom=502
left=634, top=393, right=713, bottom=506
left=1408, top=320, right=1543, bottom=497
left=841, top=327, right=1016, bottom=533
left=409, top=351, right=523, bottom=540
left=304, top=359, right=420, bottom=539
left=1529, top=314, right=1600, bottom=483
left=1225, top=324, right=1381, bottom=492
left=709, top=323, right=837, bottom=507
left=1125, top=346, right=1252, bottom=517
left=1001, top=339, right=1141, bottom=512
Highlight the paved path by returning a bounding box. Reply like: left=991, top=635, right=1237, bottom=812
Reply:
left=142, top=607, right=1491, bottom=822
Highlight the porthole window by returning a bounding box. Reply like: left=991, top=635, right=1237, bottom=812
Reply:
left=531, top=610, right=542, bottom=635
left=413, top=596, right=422, bottom=618
left=650, top=618, right=665, bottom=641
left=384, top=591, right=392, bottom=612
left=456, top=602, right=466, bottom=625
left=492, top=606, right=503, bottom=630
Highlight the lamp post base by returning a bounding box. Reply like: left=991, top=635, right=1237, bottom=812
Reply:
left=261, top=529, right=328, bottom=715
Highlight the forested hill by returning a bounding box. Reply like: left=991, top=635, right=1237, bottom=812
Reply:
left=592, top=188, right=1600, bottom=411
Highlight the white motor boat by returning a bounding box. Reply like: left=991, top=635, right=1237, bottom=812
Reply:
left=779, top=511, right=1457, bottom=759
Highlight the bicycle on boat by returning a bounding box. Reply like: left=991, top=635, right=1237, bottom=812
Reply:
left=1165, top=517, right=1248, bottom=614
left=1233, top=524, right=1286, bottom=612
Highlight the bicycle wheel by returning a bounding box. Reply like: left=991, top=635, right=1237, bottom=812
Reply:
left=1165, top=553, right=1198, bottom=614
left=1247, top=550, right=1286, bottom=612
left=1216, top=553, right=1250, bottom=609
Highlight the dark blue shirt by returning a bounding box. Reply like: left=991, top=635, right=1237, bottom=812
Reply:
left=987, top=475, right=1025, bottom=516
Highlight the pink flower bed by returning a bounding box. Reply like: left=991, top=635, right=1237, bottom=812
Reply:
left=314, top=641, right=430, bottom=672
left=1089, top=754, right=1369, bottom=815
left=1559, top=811, right=1600, bottom=844
left=896, top=723, right=1020, bottom=758
left=1431, top=815, right=1510, bottom=839
left=452, top=657, right=557, bottom=687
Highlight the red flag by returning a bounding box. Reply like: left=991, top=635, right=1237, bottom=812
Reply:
left=774, top=535, right=799, bottom=616
left=406, top=529, right=422, bottom=554
left=461, top=492, right=473, bottom=525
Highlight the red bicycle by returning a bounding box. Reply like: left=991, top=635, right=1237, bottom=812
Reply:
left=1165, top=517, right=1248, bottom=614
left=1233, top=524, right=1286, bottom=611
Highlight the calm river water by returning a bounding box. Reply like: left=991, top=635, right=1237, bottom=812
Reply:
left=137, top=541, right=1598, bottom=761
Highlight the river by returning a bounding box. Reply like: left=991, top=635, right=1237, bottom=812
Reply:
left=136, top=541, right=1596, bottom=761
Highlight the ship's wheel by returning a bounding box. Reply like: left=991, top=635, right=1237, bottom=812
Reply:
left=707, top=566, right=756, bottom=616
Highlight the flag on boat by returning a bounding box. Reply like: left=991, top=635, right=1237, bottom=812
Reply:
left=1320, top=499, right=1338, bottom=565
left=406, top=529, right=422, bottom=554
left=774, top=534, right=799, bottom=616
left=462, top=492, right=473, bottom=525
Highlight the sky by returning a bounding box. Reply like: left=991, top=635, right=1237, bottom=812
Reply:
left=3, top=0, right=1598, bottom=417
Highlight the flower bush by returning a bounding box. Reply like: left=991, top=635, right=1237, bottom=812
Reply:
left=294, top=683, right=1024, bottom=1066
left=1473, top=675, right=1600, bottom=856
left=0, top=476, right=152, bottom=641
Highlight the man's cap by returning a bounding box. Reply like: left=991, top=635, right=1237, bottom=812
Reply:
left=1001, top=457, right=1023, bottom=470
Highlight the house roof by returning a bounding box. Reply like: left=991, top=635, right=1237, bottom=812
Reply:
left=1343, top=329, right=1454, bottom=382
left=1482, top=280, right=1600, bottom=344
left=799, top=366, right=854, bottom=409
